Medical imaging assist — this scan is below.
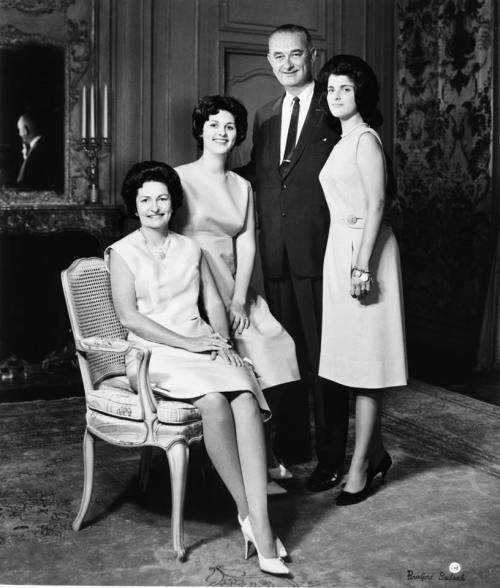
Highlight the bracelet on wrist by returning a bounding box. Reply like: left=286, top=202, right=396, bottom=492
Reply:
left=351, top=266, right=372, bottom=283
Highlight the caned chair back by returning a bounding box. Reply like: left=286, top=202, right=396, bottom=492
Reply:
left=61, top=257, right=127, bottom=386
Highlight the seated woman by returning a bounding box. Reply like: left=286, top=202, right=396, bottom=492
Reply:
left=106, top=160, right=290, bottom=576
left=172, top=95, right=300, bottom=492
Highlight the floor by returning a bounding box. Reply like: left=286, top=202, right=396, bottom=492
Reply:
left=410, top=356, right=500, bottom=407
left=1, top=381, right=499, bottom=587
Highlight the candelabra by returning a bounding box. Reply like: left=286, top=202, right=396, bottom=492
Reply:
left=80, top=136, right=109, bottom=204
left=80, top=83, right=109, bottom=204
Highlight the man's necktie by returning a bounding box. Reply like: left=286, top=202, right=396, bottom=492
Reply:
left=279, top=96, right=300, bottom=176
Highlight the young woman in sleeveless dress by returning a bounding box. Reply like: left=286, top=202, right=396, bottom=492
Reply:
left=171, top=96, right=300, bottom=494
left=317, top=55, right=408, bottom=505
left=106, top=161, right=290, bottom=575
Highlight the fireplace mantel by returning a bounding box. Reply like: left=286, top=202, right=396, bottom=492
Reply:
left=0, top=204, right=124, bottom=251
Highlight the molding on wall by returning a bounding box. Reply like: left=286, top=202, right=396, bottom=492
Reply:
left=218, top=40, right=268, bottom=93
left=219, top=0, right=327, bottom=40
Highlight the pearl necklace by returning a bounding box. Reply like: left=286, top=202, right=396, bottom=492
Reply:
left=340, top=122, right=369, bottom=139
left=140, top=229, right=171, bottom=260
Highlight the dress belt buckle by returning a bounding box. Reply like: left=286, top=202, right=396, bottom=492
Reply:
left=345, top=214, right=358, bottom=225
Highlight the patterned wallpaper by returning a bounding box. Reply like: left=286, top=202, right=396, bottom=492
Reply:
left=395, top=0, right=494, bottom=351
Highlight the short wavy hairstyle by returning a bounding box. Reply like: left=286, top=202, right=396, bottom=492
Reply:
left=120, top=160, right=183, bottom=218
left=192, top=95, right=248, bottom=149
left=318, top=54, right=383, bottom=128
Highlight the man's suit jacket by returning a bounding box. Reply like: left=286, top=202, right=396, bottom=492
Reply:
left=237, top=84, right=340, bottom=280
left=17, top=135, right=64, bottom=192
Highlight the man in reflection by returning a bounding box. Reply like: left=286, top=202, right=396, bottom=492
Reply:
left=16, top=111, right=64, bottom=192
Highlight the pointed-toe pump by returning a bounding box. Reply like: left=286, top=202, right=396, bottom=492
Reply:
left=267, top=480, right=288, bottom=495
left=336, top=451, right=393, bottom=506
left=336, top=484, right=370, bottom=506
left=238, top=516, right=290, bottom=576
left=238, top=514, right=288, bottom=559
left=268, top=463, right=293, bottom=480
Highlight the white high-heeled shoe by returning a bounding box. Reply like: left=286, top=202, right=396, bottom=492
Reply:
left=267, top=480, right=287, bottom=495
left=239, top=516, right=290, bottom=576
left=268, top=463, right=293, bottom=480
left=238, top=515, right=289, bottom=562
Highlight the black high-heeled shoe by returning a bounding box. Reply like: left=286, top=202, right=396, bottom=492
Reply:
left=336, top=451, right=392, bottom=506
left=368, top=451, right=392, bottom=485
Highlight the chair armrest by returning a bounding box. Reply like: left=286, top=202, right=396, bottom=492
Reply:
left=77, top=337, right=158, bottom=423
left=128, top=345, right=158, bottom=419
left=77, top=336, right=132, bottom=354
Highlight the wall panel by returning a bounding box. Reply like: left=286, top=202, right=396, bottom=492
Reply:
left=107, top=0, right=395, bottom=200
left=221, top=44, right=281, bottom=166
left=112, top=0, right=152, bottom=195
left=220, top=0, right=327, bottom=39
left=154, top=0, right=199, bottom=165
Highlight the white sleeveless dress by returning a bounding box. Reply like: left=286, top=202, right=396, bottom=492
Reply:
left=105, top=230, right=270, bottom=417
left=173, top=162, right=300, bottom=390
left=318, top=126, right=408, bottom=388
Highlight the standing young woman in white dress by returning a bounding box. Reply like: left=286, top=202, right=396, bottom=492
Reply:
left=106, top=161, right=290, bottom=575
left=317, top=55, right=408, bottom=506
left=172, top=96, right=300, bottom=493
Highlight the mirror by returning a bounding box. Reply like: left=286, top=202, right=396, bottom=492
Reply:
left=0, top=42, right=65, bottom=194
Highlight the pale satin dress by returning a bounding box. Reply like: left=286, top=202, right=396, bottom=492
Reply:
left=105, top=230, right=270, bottom=417
left=318, top=126, right=408, bottom=388
left=173, top=162, right=300, bottom=390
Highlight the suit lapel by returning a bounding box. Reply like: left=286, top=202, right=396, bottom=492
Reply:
left=269, top=96, right=284, bottom=176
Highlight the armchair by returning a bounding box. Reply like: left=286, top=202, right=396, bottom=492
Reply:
left=61, top=257, right=203, bottom=561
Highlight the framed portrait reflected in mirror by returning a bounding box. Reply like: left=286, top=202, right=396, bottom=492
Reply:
left=0, top=42, right=65, bottom=193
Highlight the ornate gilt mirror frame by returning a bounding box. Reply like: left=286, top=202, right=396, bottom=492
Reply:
left=0, top=0, right=92, bottom=206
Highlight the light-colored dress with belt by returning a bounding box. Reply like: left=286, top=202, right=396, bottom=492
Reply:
left=319, top=125, right=407, bottom=388
left=173, top=162, right=300, bottom=390
left=105, top=229, right=270, bottom=418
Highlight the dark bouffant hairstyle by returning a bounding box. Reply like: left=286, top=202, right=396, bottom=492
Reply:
left=192, top=95, right=248, bottom=149
left=318, top=54, right=383, bottom=128
left=121, top=160, right=183, bottom=218
left=269, top=23, right=312, bottom=46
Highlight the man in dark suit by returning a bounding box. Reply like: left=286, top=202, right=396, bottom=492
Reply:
left=236, top=24, right=349, bottom=491
left=16, top=112, right=64, bottom=192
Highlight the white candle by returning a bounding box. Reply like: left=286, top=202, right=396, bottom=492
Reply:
left=81, top=85, right=87, bottom=139
left=90, top=84, right=96, bottom=138
left=103, top=84, right=108, bottom=139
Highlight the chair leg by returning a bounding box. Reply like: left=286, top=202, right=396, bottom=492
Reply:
left=72, top=428, right=95, bottom=531
left=165, top=441, right=189, bottom=562
left=138, top=446, right=153, bottom=493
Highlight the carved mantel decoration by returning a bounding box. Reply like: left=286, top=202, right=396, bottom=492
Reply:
left=0, top=206, right=123, bottom=251
left=0, top=0, right=76, bottom=14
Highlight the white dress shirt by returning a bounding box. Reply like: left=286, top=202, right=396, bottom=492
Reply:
left=280, top=81, right=315, bottom=163
left=29, top=135, right=42, bottom=150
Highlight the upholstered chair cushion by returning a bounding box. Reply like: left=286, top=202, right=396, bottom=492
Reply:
left=154, top=394, right=201, bottom=425
left=90, top=377, right=200, bottom=425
